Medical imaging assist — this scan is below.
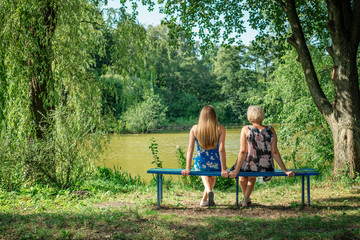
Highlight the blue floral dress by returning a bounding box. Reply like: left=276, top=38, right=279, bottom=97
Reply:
left=193, top=137, right=222, bottom=171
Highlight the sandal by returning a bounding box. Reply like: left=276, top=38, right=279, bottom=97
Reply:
left=200, top=200, right=208, bottom=207
left=207, top=191, right=216, bottom=207
left=241, top=197, right=250, bottom=207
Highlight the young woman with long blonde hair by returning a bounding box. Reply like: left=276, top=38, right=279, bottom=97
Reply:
left=182, top=105, right=228, bottom=207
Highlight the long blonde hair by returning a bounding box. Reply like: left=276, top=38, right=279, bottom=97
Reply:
left=196, top=105, right=219, bottom=150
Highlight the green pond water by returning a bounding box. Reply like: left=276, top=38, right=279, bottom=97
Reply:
left=101, top=127, right=243, bottom=182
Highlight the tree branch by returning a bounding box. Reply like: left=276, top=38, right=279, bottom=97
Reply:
left=282, top=0, right=333, bottom=118
left=287, top=35, right=299, bottom=49
left=275, top=0, right=286, bottom=10
left=326, top=46, right=335, bottom=59
left=351, top=0, right=360, bottom=46
left=325, top=0, right=353, bottom=45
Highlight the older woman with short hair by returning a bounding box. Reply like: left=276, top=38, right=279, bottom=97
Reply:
left=229, top=105, right=295, bottom=207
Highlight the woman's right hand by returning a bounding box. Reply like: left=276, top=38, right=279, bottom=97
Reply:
left=285, top=170, right=295, bottom=177
left=229, top=170, right=239, bottom=178
left=181, top=169, right=190, bottom=176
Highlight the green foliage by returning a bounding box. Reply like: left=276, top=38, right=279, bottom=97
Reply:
left=0, top=105, right=104, bottom=190
left=109, top=15, right=148, bottom=77
left=0, top=134, right=25, bottom=191
left=261, top=48, right=334, bottom=172
left=214, top=45, right=266, bottom=122
left=176, top=146, right=202, bottom=188
left=100, top=74, right=152, bottom=118
left=160, top=1, right=246, bottom=52
left=96, top=21, right=275, bottom=128
left=86, top=166, right=143, bottom=193
left=0, top=0, right=106, bottom=190
left=214, top=174, right=235, bottom=191
left=167, top=92, right=200, bottom=120
left=22, top=106, right=104, bottom=189
left=158, top=0, right=330, bottom=56
left=149, top=137, right=163, bottom=168
left=122, top=90, right=167, bottom=133
left=146, top=25, right=220, bottom=120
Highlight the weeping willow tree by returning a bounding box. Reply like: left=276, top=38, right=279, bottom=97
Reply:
left=0, top=0, right=106, bottom=189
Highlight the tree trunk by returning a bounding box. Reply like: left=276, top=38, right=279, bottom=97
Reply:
left=331, top=122, right=360, bottom=177
left=28, top=0, right=56, bottom=139
left=326, top=45, right=360, bottom=177
left=324, top=0, right=360, bottom=177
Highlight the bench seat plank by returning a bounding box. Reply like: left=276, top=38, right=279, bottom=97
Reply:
left=147, top=168, right=319, bottom=177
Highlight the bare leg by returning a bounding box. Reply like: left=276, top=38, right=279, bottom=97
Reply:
left=209, top=176, right=216, bottom=190
left=244, top=177, right=256, bottom=198
left=240, top=177, right=248, bottom=194
left=201, top=176, right=212, bottom=201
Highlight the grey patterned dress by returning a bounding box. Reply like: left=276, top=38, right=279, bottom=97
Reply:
left=240, top=125, right=274, bottom=180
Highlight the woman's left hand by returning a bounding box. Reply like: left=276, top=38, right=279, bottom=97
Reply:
left=221, top=170, right=229, bottom=178
left=181, top=169, right=190, bottom=176
left=229, top=170, right=239, bottom=178
left=285, top=170, right=295, bottom=177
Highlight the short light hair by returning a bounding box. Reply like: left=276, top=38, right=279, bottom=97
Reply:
left=247, top=105, right=265, bottom=123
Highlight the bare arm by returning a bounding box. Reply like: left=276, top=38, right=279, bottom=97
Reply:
left=218, top=125, right=229, bottom=177
left=271, top=127, right=295, bottom=177
left=229, top=126, right=248, bottom=178
left=181, top=126, right=196, bottom=176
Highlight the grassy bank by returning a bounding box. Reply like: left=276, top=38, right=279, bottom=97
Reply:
left=0, top=168, right=359, bottom=239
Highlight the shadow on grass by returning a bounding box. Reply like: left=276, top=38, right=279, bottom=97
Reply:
left=1, top=195, right=359, bottom=239
left=169, top=213, right=360, bottom=239
left=315, top=196, right=360, bottom=203
left=156, top=195, right=360, bottom=212
left=0, top=208, right=359, bottom=240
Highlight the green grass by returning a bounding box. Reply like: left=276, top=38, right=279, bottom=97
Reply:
left=0, top=169, right=359, bottom=239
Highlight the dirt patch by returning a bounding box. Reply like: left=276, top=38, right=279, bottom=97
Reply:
left=95, top=201, right=136, bottom=208
left=151, top=202, right=317, bottom=219
left=145, top=186, right=359, bottom=220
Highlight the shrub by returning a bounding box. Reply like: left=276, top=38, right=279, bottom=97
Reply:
left=122, top=90, right=167, bottom=133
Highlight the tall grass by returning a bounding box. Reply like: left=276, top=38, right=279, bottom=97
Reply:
left=80, top=166, right=144, bottom=193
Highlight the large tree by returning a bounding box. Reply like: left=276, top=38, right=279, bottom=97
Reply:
left=130, top=0, right=360, bottom=177
left=0, top=0, right=106, bottom=188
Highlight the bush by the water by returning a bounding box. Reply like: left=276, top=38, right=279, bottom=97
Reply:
left=0, top=106, right=104, bottom=191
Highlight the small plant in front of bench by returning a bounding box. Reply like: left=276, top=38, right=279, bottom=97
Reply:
left=176, top=146, right=202, bottom=188
left=149, top=137, right=162, bottom=168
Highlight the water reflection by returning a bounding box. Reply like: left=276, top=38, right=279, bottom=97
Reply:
left=101, top=128, right=242, bottom=182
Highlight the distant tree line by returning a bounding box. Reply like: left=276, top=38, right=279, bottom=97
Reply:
left=95, top=14, right=275, bottom=133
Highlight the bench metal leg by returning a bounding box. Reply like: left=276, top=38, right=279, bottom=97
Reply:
left=156, top=174, right=161, bottom=208
left=307, top=176, right=310, bottom=206
left=302, top=176, right=305, bottom=205
left=160, top=174, right=163, bottom=203
left=236, top=176, right=239, bottom=207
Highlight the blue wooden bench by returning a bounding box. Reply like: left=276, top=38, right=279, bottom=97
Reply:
left=147, top=168, right=319, bottom=208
